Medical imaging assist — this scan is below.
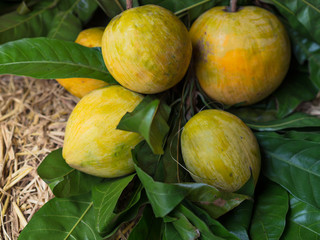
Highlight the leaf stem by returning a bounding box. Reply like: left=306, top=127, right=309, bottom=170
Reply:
left=174, top=0, right=211, bottom=15
left=230, top=0, right=238, bottom=12
left=114, top=0, right=124, bottom=11
left=126, top=0, right=133, bottom=9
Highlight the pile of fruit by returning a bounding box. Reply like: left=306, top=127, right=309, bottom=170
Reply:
left=1, top=0, right=320, bottom=239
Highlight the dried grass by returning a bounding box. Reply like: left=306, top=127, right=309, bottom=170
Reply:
left=0, top=74, right=319, bottom=240
left=0, top=75, right=78, bottom=240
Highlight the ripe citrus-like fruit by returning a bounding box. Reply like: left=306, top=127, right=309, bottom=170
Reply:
left=57, top=27, right=108, bottom=98
left=181, top=109, right=260, bottom=192
left=102, top=5, right=192, bottom=94
left=190, top=6, right=291, bottom=106
left=63, top=85, right=143, bottom=178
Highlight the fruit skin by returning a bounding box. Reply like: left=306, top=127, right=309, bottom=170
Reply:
left=63, top=85, right=144, bottom=178
left=190, top=6, right=291, bottom=106
left=181, top=109, right=260, bottom=192
left=56, top=27, right=108, bottom=98
left=102, top=5, right=192, bottom=94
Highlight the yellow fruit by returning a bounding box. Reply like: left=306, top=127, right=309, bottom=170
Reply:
left=102, top=5, right=192, bottom=94
left=190, top=6, right=291, bottom=106
left=56, top=27, right=108, bottom=98
left=63, top=85, right=143, bottom=178
left=181, top=109, right=260, bottom=192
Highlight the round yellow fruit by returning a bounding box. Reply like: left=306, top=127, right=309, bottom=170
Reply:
left=102, top=5, right=192, bottom=94
left=56, top=27, right=108, bottom=98
left=190, top=6, right=291, bottom=106
left=181, top=109, right=260, bottom=192
left=63, top=85, right=143, bottom=178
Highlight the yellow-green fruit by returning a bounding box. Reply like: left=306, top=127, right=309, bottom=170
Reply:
left=63, top=85, right=143, bottom=178
left=102, top=5, right=192, bottom=94
left=57, top=27, right=108, bottom=98
left=190, top=6, right=291, bottom=106
left=181, top=110, right=260, bottom=192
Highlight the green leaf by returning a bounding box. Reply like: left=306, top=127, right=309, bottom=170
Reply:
left=95, top=0, right=139, bottom=18
left=134, top=162, right=189, bottom=217
left=290, top=30, right=320, bottom=89
left=18, top=194, right=102, bottom=240
left=48, top=0, right=98, bottom=41
left=0, top=38, right=116, bottom=83
left=117, top=96, right=171, bottom=155
left=0, top=0, right=98, bottom=44
left=184, top=201, right=240, bottom=240
left=134, top=151, right=247, bottom=219
left=284, top=131, right=320, bottom=142
left=281, top=195, right=320, bottom=239
left=219, top=175, right=255, bottom=240
left=0, top=0, right=59, bottom=44
left=64, top=0, right=98, bottom=23
left=170, top=211, right=200, bottom=240
left=273, top=72, right=318, bottom=118
left=103, top=191, right=148, bottom=238
left=37, top=148, right=102, bottom=198
left=178, top=183, right=249, bottom=219
left=128, top=205, right=163, bottom=240
left=163, top=223, right=184, bottom=240
left=229, top=108, right=278, bottom=123
left=176, top=203, right=229, bottom=240
left=267, top=0, right=320, bottom=45
left=256, top=131, right=320, bottom=209
left=246, top=112, right=320, bottom=131
left=250, top=181, right=289, bottom=240
left=92, top=174, right=135, bottom=236
left=47, top=11, right=82, bottom=41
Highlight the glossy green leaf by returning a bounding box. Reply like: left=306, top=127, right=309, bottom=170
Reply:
left=18, top=194, right=102, bottom=240
left=178, top=183, right=249, bottom=219
left=267, top=0, right=320, bottom=44
left=47, top=11, right=82, bottom=41
left=0, top=0, right=59, bottom=44
left=219, top=175, right=255, bottom=240
left=117, top=96, right=171, bottom=155
left=0, top=38, right=116, bottom=83
left=95, top=0, right=139, bottom=18
left=246, top=112, right=320, bottom=131
left=153, top=104, right=189, bottom=183
left=134, top=153, right=247, bottom=219
left=281, top=195, right=320, bottom=239
left=92, top=174, right=135, bottom=236
left=37, top=148, right=102, bottom=198
left=63, top=0, right=98, bottom=23
left=184, top=201, right=240, bottom=240
left=128, top=205, right=162, bottom=240
left=0, top=0, right=98, bottom=44
left=256, top=131, right=320, bottom=209
left=134, top=162, right=189, bottom=217
left=170, top=211, right=200, bottom=240
left=177, top=203, right=234, bottom=240
left=229, top=108, right=278, bottom=123
left=290, top=30, right=320, bottom=89
left=103, top=191, right=148, bottom=238
left=47, top=0, right=98, bottom=41
left=284, top=131, right=320, bottom=142
left=163, top=222, right=184, bottom=240
left=250, top=181, right=289, bottom=240
left=273, top=72, right=318, bottom=118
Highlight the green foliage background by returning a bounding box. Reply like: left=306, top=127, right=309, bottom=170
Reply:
left=0, top=0, right=320, bottom=239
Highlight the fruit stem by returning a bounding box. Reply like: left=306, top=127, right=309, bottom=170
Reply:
left=230, top=0, right=237, bottom=12
left=126, top=0, right=133, bottom=9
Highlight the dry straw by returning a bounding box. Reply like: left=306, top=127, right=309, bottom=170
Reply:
left=0, top=74, right=319, bottom=240
left=0, top=75, right=77, bottom=240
